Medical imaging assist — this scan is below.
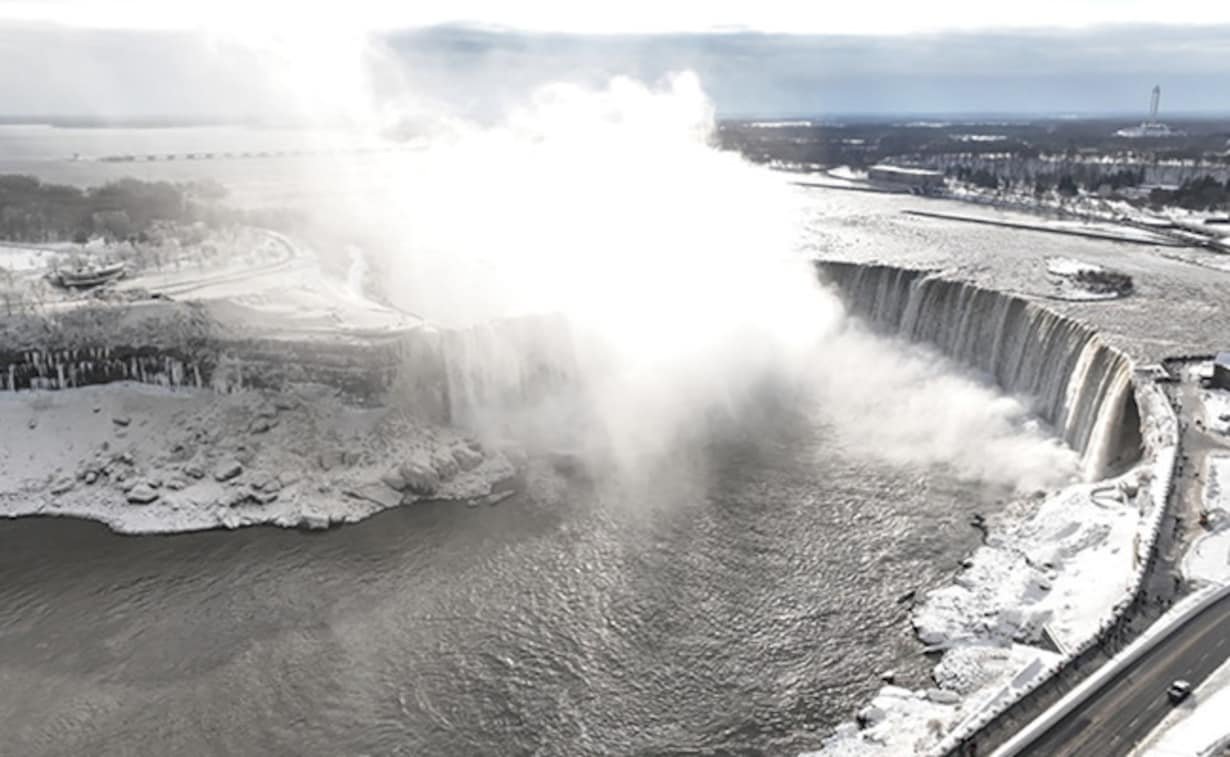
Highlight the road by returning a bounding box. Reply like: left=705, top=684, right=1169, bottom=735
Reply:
left=1016, top=589, right=1230, bottom=756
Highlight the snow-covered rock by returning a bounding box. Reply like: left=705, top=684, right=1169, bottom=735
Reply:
left=126, top=483, right=159, bottom=504
left=0, top=382, right=522, bottom=534
left=213, top=459, right=243, bottom=482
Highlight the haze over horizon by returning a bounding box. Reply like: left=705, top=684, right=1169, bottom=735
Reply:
left=0, top=0, right=1227, bottom=121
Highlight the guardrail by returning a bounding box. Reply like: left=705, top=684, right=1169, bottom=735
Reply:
left=929, top=379, right=1182, bottom=756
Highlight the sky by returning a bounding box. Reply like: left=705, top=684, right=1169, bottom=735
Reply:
left=0, top=1, right=1228, bottom=118
left=4, top=0, right=1230, bottom=34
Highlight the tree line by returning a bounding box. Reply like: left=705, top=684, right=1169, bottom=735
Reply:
left=0, top=175, right=232, bottom=244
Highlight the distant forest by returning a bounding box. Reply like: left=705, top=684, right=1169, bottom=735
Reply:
left=0, top=175, right=233, bottom=243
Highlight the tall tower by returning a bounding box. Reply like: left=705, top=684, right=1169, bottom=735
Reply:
left=1149, top=85, right=1160, bottom=123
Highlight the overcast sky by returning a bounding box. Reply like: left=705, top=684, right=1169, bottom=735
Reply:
left=4, top=0, right=1230, bottom=34
left=0, top=1, right=1228, bottom=119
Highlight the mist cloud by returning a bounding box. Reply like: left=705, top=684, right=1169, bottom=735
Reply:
left=311, top=71, right=1080, bottom=491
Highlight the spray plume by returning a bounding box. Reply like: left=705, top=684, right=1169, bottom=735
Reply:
left=207, top=25, right=1078, bottom=491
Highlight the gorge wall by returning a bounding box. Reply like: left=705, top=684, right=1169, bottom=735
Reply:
left=0, top=303, right=576, bottom=428
left=817, top=261, right=1143, bottom=479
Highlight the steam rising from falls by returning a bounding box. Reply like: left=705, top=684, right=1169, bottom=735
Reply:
left=281, top=72, right=1077, bottom=491
left=319, top=77, right=1074, bottom=490
left=169, top=20, right=1084, bottom=490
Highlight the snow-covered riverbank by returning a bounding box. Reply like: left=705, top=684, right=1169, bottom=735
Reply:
left=0, top=382, right=517, bottom=534
left=810, top=376, right=1178, bottom=756
left=808, top=470, right=1156, bottom=755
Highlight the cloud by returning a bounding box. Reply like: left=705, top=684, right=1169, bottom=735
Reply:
left=387, top=25, right=1230, bottom=117
left=0, top=22, right=1226, bottom=119
left=3, top=0, right=1230, bottom=34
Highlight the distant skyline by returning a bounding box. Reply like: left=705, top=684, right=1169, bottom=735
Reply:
left=0, top=20, right=1226, bottom=121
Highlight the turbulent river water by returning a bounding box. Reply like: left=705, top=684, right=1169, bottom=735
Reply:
left=0, top=385, right=999, bottom=756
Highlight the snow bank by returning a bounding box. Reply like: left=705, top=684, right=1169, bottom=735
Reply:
left=911, top=474, right=1144, bottom=653
left=1201, top=388, right=1230, bottom=437
left=1183, top=454, right=1230, bottom=585
left=0, top=382, right=517, bottom=534
left=1046, top=257, right=1102, bottom=277
left=805, top=645, right=1061, bottom=756
left=828, top=166, right=869, bottom=181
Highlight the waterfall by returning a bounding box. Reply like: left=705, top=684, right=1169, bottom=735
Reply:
left=384, top=314, right=577, bottom=427
left=817, top=261, right=1142, bottom=479
left=439, top=314, right=577, bottom=427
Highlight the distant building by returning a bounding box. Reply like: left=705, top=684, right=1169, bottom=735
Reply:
left=867, top=164, right=945, bottom=192
left=1213, top=353, right=1230, bottom=390
left=1116, top=84, right=1185, bottom=138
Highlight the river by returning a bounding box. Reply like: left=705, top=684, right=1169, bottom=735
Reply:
left=0, top=380, right=1003, bottom=756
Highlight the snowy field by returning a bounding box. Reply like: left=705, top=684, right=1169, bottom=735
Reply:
left=0, top=243, right=61, bottom=273
left=0, top=382, right=517, bottom=534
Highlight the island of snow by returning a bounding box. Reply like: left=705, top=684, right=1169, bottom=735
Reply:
left=0, top=382, right=518, bottom=534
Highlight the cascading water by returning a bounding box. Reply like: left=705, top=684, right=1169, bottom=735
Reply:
left=817, top=261, right=1142, bottom=479
left=436, top=314, right=577, bottom=428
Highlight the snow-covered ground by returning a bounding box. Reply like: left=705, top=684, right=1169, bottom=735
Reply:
left=912, top=473, right=1147, bottom=653
left=0, top=223, right=477, bottom=534
left=0, top=382, right=517, bottom=534
left=1042, top=257, right=1127, bottom=301
left=936, top=182, right=1220, bottom=249
left=1182, top=382, right=1230, bottom=586
left=808, top=644, right=1061, bottom=756
left=1131, top=656, right=1230, bottom=757
left=114, top=228, right=418, bottom=337
left=1203, top=388, right=1230, bottom=438
left=1184, top=455, right=1230, bottom=585
left=0, top=243, right=60, bottom=273
left=1046, top=257, right=1102, bottom=277
left=828, top=166, right=869, bottom=181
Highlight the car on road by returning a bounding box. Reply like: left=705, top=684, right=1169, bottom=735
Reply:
left=1166, top=679, right=1192, bottom=704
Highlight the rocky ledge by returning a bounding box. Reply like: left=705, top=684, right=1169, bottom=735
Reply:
left=0, top=382, right=520, bottom=534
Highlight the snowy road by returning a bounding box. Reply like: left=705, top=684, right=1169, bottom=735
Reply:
left=1015, top=589, right=1230, bottom=756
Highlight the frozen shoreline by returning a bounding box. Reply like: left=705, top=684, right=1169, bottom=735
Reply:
left=0, top=382, right=518, bottom=535
left=809, top=467, right=1160, bottom=755
left=810, top=374, right=1178, bottom=755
